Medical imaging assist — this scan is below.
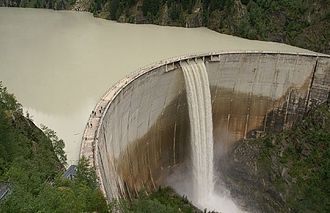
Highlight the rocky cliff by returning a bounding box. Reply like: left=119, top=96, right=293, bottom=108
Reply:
left=219, top=102, right=330, bottom=212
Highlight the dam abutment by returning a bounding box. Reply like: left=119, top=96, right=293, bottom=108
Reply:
left=80, top=51, right=330, bottom=201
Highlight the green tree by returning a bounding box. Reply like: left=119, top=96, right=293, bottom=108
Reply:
left=142, top=0, right=161, bottom=17
left=75, top=156, right=97, bottom=188
left=0, top=83, right=107, bottom=212
left=41, top=125, right=67, bottom=166
left=0, top=82, right=22, bottom=114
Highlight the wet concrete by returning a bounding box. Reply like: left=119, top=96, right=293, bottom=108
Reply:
left=80, top=52, right=330, bottom=201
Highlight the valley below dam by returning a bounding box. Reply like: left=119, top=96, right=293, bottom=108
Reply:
left=1, top=7, right=329, bottom=212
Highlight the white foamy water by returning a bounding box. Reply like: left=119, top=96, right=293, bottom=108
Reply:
left=181, top=60, right=243, bottom=212
left=181, top=59, right=214, bottom=201
left=0, top=7, right=312, bottom=165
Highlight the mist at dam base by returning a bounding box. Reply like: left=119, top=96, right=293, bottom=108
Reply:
left=164, top=60, right=244, bottom=212
left=167, top=165, right=244, bottom=212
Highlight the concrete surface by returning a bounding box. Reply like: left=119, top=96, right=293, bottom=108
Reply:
left=80, top=51, right=330, bottom=201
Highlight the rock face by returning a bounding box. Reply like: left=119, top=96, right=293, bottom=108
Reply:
left=219, top=103, right=330, bottom=212
left=218, top=135, right=289, bottom=212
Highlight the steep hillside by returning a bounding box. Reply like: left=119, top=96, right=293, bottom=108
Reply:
left=1, top=0, right=329, bottom=53
left=0, top=82, right=63, bottom=180
left=0, top=0, right=74, bottom=9
left=220, top=102, right=330, bottom=212
left=81, top=0, right=330, bottom=54
left=0, top=82, right=108, bottom=212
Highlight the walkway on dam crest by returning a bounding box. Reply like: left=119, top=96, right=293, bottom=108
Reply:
left=80, top=78, right=129, bottom=196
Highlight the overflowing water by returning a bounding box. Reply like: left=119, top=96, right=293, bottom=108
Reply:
left=180, top=60, right=244, bottom=212
left=181, top=59, right=214, bottom=202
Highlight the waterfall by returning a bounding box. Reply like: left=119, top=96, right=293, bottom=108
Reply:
left=181, top=59, right=214, bottom=204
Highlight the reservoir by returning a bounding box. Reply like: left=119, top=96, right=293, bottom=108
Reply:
left=0, top=7, right=312, bottom=165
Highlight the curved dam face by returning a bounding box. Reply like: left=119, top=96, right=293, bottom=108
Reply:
left=80, top=52, right=330, bottom=201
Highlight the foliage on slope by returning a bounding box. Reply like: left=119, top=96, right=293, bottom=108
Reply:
left=1, top=0, right=329, bottom=53
left=110, top=187, right=201, bottom=213
left=221, top=102, right=330, bottom=212
left=0, top=82, right=107, bottom=212
left=86, top=0, right=330, bottom=54
left=0, top=0, right=75, bottom=10
left=0, top=82, right=62, bottom=182
left=0, top=82, right=198, bottom=212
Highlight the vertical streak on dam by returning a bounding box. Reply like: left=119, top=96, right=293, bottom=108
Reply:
left=181, top=59, right=214, bottom=204
left=80, top=52, right=330, bottom=202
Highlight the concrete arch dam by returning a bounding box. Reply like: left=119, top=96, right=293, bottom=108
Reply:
left=80, top=51, right=330, bottom=201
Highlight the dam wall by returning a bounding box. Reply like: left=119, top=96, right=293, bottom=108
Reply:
left=80, top=51, right=330, bottom=201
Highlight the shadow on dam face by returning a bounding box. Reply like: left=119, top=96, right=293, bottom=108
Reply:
left=80, top=52, right=330, bottom=201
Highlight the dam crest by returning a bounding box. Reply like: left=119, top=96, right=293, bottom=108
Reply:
left=80, top=51, right=330, bottom=201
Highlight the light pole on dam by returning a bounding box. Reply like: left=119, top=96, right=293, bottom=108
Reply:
left=80, top=51, right=330, bottom=202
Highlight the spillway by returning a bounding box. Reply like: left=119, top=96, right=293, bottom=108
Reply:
left=181, top=59, right=214, bottom=204
left=80, top=51, right=330, bottom=205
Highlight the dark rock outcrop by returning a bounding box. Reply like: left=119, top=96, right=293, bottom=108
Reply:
left=218, top=103, right=330, bottom=212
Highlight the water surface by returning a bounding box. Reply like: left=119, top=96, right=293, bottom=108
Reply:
left=0, top=7, right=312, bottom=164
